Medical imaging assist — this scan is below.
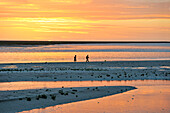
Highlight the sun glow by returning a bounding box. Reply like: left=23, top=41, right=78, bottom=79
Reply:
left=0, top=0, right=170, bottom=41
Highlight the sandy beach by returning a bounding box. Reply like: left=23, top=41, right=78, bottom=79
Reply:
left=0, top=60, right=169, bottom=82
left=0, top=60, right=169, bottom=113
left=0, top=86, right=136, bottom=113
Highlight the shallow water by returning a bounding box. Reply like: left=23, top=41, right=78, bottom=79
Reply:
left=0, top=80, right=169, bottom=91
left=0, top=43, right=170, bottom=63
left=0, top=80, right=170, bottom=113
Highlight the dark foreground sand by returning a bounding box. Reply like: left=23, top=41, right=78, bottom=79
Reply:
left=0, top=86, right=136, bottom=113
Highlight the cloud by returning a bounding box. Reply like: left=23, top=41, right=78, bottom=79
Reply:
left=0, top=0, right=170, bottom=41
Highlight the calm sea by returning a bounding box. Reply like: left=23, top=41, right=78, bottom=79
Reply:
left=0, top=43, right=170, bottom=63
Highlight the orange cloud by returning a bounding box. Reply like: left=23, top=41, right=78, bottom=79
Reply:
left=0, top=0, right=170, bottom=41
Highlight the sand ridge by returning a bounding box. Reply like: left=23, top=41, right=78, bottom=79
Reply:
left=0, top=86, right=136, bottom=113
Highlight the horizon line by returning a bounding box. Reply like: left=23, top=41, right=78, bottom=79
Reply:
left=0, top=40, right=169, bottom=46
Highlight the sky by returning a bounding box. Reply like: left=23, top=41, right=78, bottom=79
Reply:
left=0, top=0, right=170, bottom=41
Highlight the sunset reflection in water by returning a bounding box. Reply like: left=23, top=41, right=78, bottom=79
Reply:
left=13, top=80, right=170, bottom=113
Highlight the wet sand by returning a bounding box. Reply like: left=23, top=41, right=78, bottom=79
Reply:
left=0, top=60, right=169, bottom=113
left=0, top=86, right=136, bottom=113
left=22, top=80, right=169, bottom=113
left=0, top=60, right=169, bottom=82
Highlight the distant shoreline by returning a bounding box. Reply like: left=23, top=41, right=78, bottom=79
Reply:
left=0, top=41, right=169, bottom=46
left=0, top=60, right=170, bottom=65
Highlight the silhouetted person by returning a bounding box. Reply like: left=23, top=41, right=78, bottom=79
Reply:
left=74, top=55, right=77, bottom=62
left=86, top=55, right=89, bottom=62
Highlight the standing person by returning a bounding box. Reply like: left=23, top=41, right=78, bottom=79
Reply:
left=86, top=55, right=89, bottom=62
left=74, top=55, right=77, bottom=62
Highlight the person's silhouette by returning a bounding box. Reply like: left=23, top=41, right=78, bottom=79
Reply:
left=86, top=55, right=89, bottom=62
left=74, top=55, right=77, bottom=62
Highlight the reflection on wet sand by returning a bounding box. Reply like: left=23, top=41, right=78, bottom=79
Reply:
left=1, top=43, right=170, bottom=63
left=19, top=80, right=170, bottom=113
left=0, top=80, right=169, bottom=91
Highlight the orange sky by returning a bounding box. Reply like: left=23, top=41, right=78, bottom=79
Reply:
left=0, top=0, right=170, bottom=41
